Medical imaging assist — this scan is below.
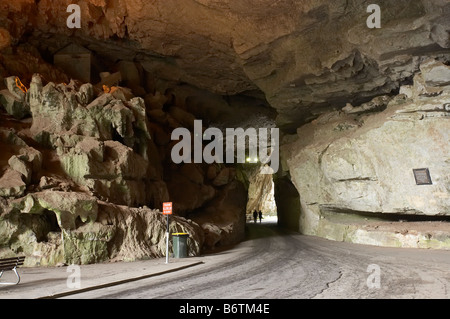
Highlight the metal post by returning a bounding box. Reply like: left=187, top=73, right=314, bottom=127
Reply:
left=165, top=214, right=169, bottom=264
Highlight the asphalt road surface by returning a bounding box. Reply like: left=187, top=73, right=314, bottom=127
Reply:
left=63, top=221, right=450, bottom=299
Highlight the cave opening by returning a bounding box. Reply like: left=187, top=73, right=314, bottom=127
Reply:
left=244, top=165, right=278, bottom=224
left=17, top=209, right=61, bottom=244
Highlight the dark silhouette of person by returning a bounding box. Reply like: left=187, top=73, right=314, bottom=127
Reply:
left=253, top=211, right=258, bottom=223
left=259, top=211, right=263, bottom=223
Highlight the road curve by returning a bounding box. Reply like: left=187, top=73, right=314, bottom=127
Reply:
left=64, top=222, right=450, bottom=299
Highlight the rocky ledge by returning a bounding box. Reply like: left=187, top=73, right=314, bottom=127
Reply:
left=281, top=59, right=450, bottom=249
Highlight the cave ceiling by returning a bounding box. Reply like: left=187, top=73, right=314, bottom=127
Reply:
left=1, top=0, right=449, bottom=131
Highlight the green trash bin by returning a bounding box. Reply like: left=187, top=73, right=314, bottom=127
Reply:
left=172, top=233, right=189, bottom=258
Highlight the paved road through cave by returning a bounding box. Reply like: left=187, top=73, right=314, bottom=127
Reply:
left=63, top=221, right=450, bottom=299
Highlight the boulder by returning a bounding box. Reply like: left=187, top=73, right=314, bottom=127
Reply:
left=200, top=223, right=223, bottom=249
left=0, top=129, right=42, bottom=197
left=149, top=123, right=170, bottom=146
left=0, top=168, right=26, bottom=198
left=8, top=155, right=32, bottom=184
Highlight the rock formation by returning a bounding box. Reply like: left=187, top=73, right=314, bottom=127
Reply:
left=281, top=59, right=450, bottom=249
left=0, top=0, right=449, bottom=261
left=2, top=191, right=203, bottom=266
left=0, top=52, right=247, bottom=265
left=1, top=0, right=448, bottom=130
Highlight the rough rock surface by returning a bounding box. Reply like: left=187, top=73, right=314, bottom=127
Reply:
left=0, top=0, right=449, bottom=257
left=281, top=60, right=450, bottom=248
left=0, top=69, right=247, bottom=265
left=25, top=73, right=164, bottom=208
left=2, top=0, right=449, bottom=131
left=0, top=128, right=42, bottom=198
left=190, top=180, right=248, bottom=250
left=0, top=194, right=203, bottom=266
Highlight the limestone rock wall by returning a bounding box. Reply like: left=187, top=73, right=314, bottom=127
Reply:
left=281, top=59, right=450, bottom=248
left=0, top=0, right=449, bottom=256
left=0, top=66, right=247, bottom=264
left=1, top=191, right=203, bottom=266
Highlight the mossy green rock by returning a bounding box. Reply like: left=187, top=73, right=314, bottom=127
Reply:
left=14, top=191, right=98, bottom=230
left=62, top=223, right=114, bottom=265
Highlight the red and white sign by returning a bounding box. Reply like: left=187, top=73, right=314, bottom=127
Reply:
left=163, top=202, right=172, bottom=215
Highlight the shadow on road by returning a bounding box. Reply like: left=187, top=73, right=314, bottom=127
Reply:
left=245, top=220, right=289, bottom=241
left=202, top=218, right=289, bottom=257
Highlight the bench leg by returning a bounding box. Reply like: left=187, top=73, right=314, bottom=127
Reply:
left=0, top=268, right=20, bottom=285
left=13, top=267, right=20, bottom=285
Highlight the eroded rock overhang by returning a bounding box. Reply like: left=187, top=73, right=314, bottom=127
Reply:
left=2, top=0, right=449, bottom=131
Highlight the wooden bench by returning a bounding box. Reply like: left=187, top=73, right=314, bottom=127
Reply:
left=0, top=256, right=25, bottom=285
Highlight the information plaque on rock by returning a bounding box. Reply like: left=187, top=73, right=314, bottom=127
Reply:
left=413, top=168, right=433, bottom=185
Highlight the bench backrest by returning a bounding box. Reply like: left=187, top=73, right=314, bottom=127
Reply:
left=0, top=256, right=25, bottom=271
